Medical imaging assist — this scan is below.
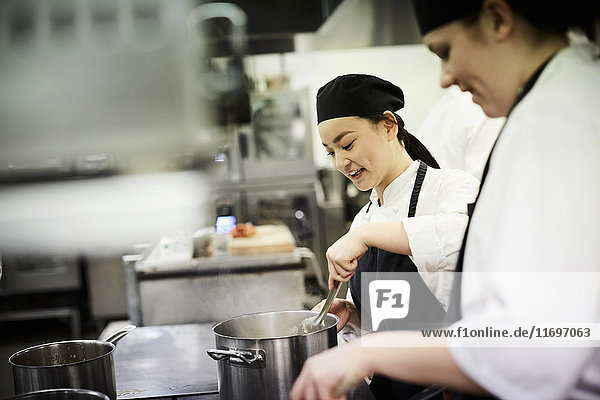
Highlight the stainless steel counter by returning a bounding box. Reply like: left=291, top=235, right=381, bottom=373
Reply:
left=115, top=324, right=218, bottom=399
left=135, top=251, right=305, bottom=275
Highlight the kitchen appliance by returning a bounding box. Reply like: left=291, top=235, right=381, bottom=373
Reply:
left=243, top=89, right=314, bottom=181
left=207, top=310, right=338, bottom=400
left=211, top=86, right=336, bottom=286
left=9, top=325, right=135, bottom=400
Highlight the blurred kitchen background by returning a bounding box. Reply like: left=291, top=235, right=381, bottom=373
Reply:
left=0, top=0, right=445, bottom=394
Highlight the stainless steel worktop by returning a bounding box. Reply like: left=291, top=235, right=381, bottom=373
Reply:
left=134, top=251, right=304, bottom=277
left=115, top=324, right=218, bottom=399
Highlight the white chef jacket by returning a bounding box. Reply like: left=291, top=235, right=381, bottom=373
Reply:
left=348, top=160, right=479, bottom=309
left=448, top=43, right=600, bottom=399
left=416, top=86, right=506, bottom=181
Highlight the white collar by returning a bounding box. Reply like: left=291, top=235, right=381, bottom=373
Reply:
left=368, top=160, right=422, bottom=208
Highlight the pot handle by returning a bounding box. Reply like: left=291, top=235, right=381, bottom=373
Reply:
left=207, top=348, right=266, bottom=369
left=104, top=324, right=136, bottom=345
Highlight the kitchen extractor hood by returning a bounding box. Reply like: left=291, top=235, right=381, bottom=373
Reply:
left=197, top=0, right=342, bottom=55
left=296, top=0, right=422, bottom=51
left=199, top=0, right=421, bottom=55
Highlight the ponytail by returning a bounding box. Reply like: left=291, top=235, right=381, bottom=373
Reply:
left=362, top=113, right=440, bottom=169
left=402, top=129, right=441, bottom=169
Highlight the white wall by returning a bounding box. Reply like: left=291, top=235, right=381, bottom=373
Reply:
left=244, top=44, right=445, bottom=168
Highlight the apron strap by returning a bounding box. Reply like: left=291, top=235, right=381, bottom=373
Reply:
left=350, top=160, right=430, bottom=319
left=408, top=160, right=428, bottom=218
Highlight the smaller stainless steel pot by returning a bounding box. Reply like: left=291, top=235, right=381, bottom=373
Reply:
left=9, top=325, right=135, bottom=400
left=6, top=389, right=110, bottom=400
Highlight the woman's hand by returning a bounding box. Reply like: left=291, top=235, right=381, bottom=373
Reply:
left=312, top=298, right=360, bottom=332
left=326, top=229, right=368, bottom=287
left=289, top=342, right=370, bottom=400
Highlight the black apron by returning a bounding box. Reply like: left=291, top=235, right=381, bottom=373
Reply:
left=349, top=160, right=446, bottom=400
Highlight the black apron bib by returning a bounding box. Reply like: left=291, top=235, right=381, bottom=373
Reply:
left=349, top=161, right=446, bottom=400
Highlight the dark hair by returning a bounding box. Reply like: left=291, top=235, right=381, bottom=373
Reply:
left=462, top=1, right=600, bottom=42
left=362, top=113, right=440, bottom=169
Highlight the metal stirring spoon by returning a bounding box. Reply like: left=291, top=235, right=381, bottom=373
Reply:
left=300, top=281, right=342, bottom=334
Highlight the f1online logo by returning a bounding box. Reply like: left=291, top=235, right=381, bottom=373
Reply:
left=369, top=280, right=410, bottom=331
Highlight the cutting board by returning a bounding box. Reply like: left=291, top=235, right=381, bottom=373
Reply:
left=229, top=224, right=296, bottom=255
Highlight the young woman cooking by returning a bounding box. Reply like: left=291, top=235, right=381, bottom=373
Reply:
left=310, top=73, right=479, bottom=399
left=290, top=1, right=600, bottom=399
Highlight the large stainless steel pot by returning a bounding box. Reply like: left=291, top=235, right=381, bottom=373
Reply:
left=207, top=310, right=338, bottom=400
left=9, top=325, right=135, bottom=400
left=6, top=389, right=110, bottom=400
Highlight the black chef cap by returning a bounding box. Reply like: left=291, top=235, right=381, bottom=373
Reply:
left=317, top=74, right=404, bottom=124
left=411, top=0, right=482, bottom=35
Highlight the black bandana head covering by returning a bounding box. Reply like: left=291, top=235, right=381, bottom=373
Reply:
left=411, top=0, right=482, bottom=35
left=316, top=74, right=404, bottom=124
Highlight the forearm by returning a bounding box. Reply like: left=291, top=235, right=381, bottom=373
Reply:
left=357, top=331, right=488, bottom=395
left=355, top=221, right=412, bottom=255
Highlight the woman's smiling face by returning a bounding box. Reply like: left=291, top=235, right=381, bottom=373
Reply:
left=423, top=19, right=517, bottom=118
left=318, top=116, right=399, bottom=193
